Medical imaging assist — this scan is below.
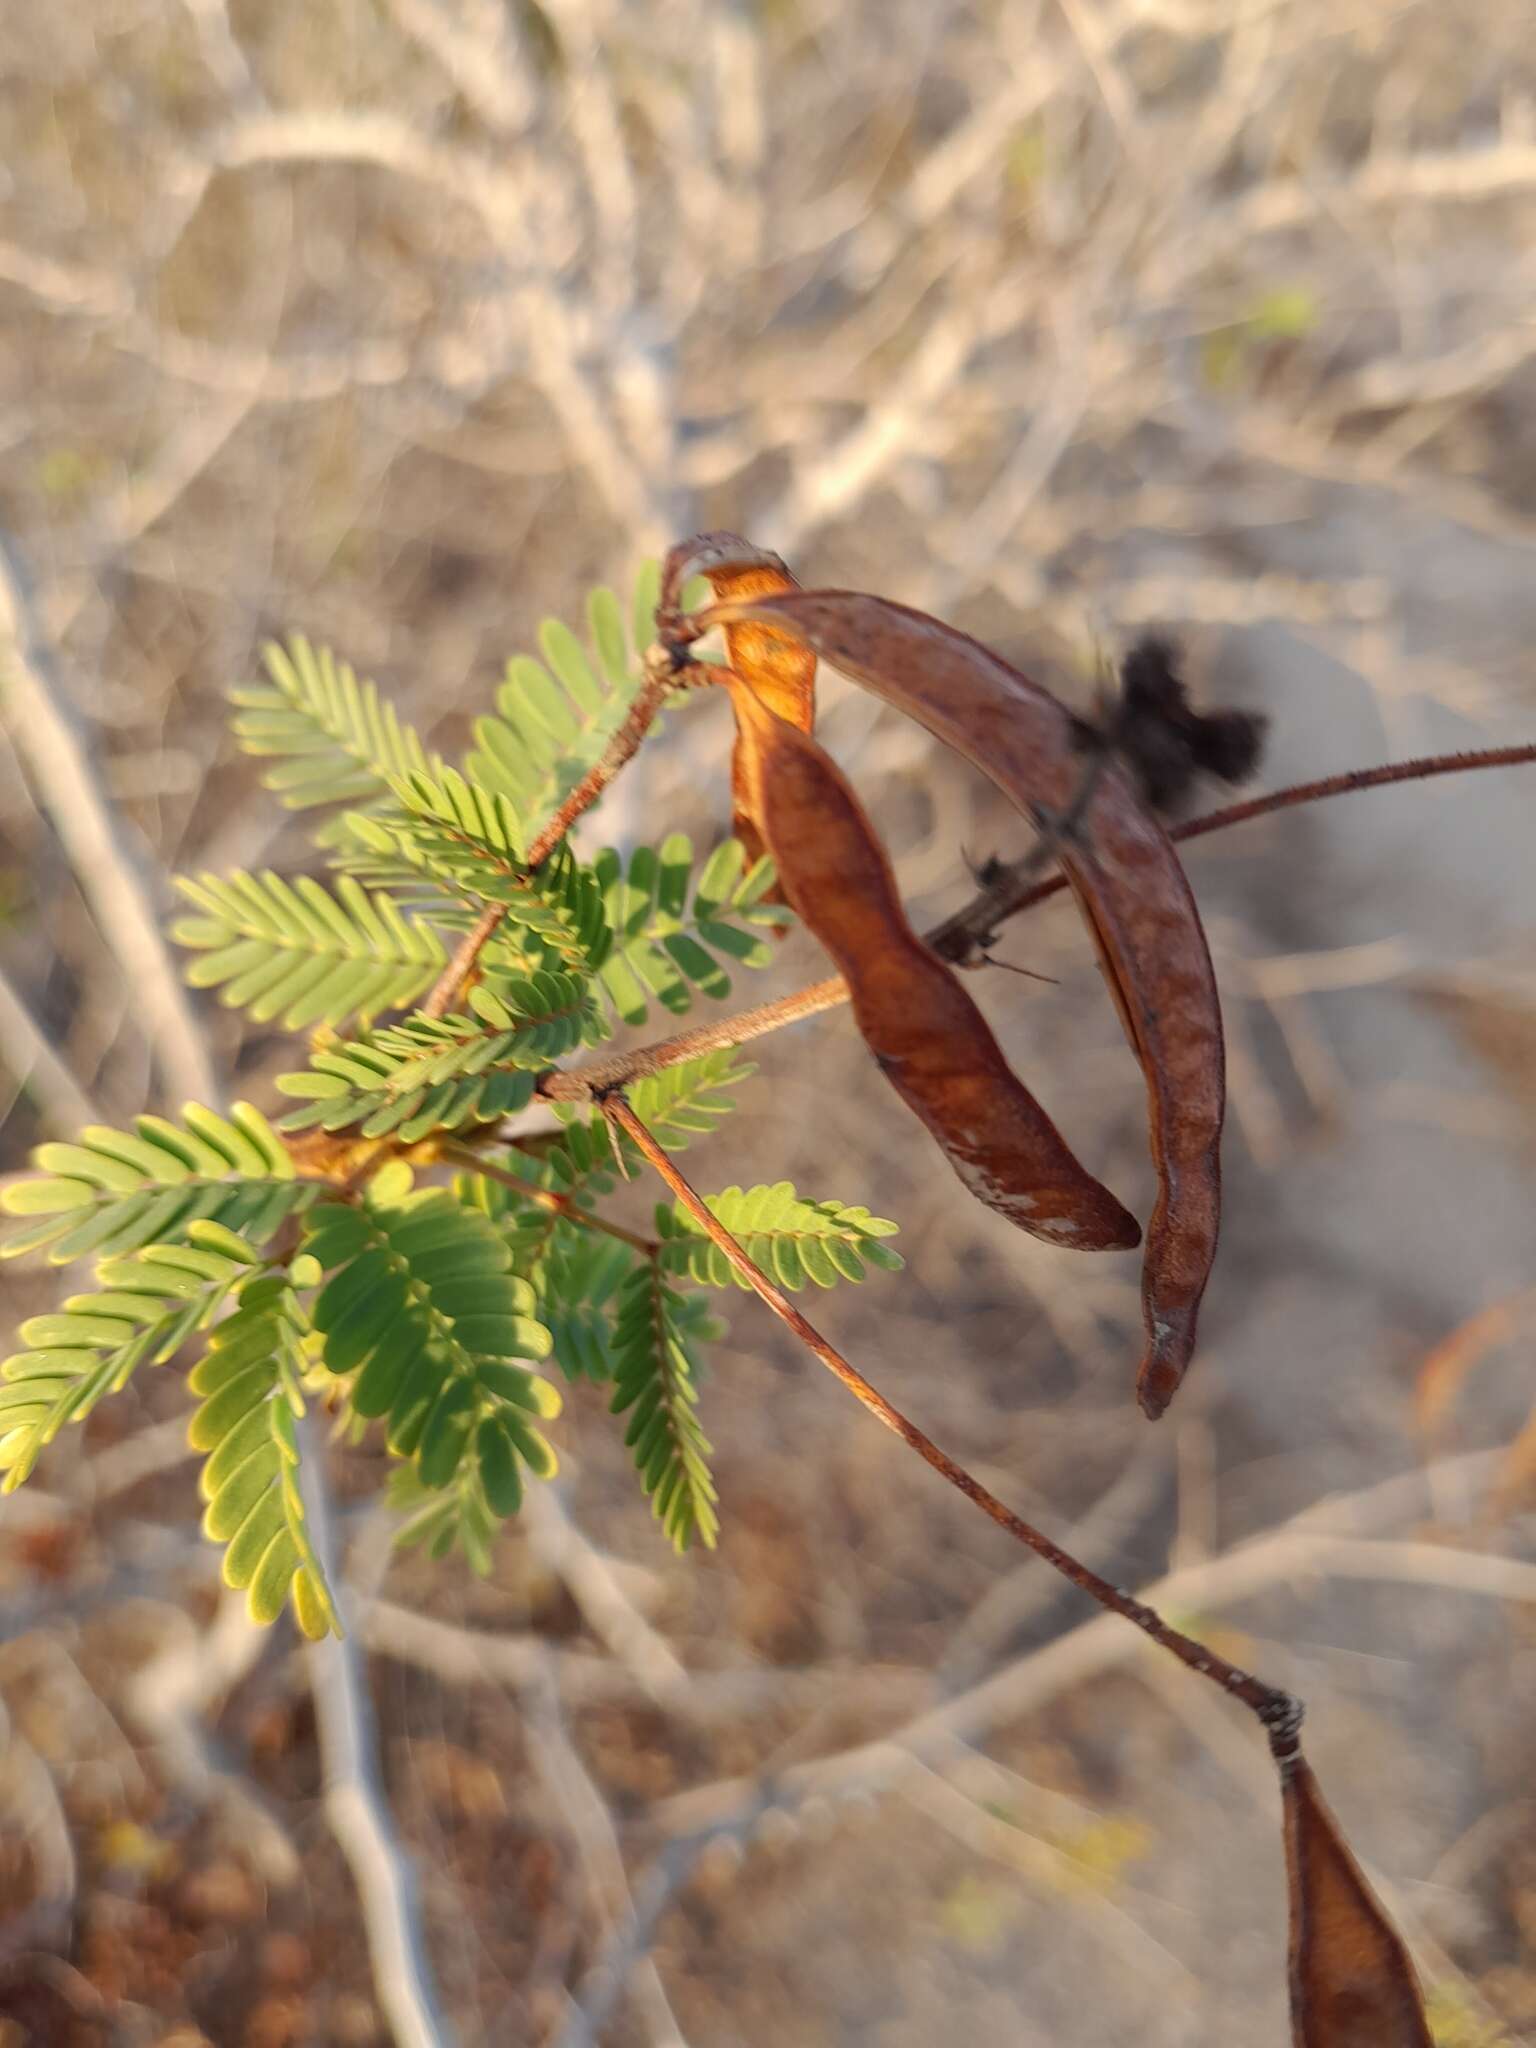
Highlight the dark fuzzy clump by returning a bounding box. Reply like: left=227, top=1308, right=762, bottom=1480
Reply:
left=1109, top=637, right=1268, bottom=813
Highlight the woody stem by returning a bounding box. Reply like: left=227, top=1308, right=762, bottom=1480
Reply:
left=420, top=668, right=675, bottom=1020
left=539, top=741, right=1536, bottom=1101
left=441, top=1145, right=658, bottom=1255
left=929, top=740, right=1536, bottom=964
left=604, top=1092, right=1301, bottom=1743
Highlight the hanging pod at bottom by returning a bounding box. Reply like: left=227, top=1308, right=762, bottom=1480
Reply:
left=1282, top=1755, right=1433, bottom=2046
left=725, top=674, right=1139, bottom=1252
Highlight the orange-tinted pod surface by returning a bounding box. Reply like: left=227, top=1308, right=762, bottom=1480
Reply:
left=702, top=588, right=1222, bottom=1418
left=727, top=674, right=1139, bottom=1252
left=659, top=533, right=816, bottom=869
left=1283, top=1759, right=1433, bottom=2047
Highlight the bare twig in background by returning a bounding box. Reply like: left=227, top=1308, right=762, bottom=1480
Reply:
left=520, top=1485, right=692, bottom=1707
left=357, top=1595, right=927, bottom=1718
left=525, top=1652, right=689, bottom=2047
left=651, top=1453, right=1513, bottom=1840
left=0, top=959, right=96, bottom=1135
left=0, top=1695, right=77, bottom=1961
left=553, top=1798, right=774, bottom=2048
left=0, top=538, right=217, bottom=1106
left=123, top=1591, right=299, bottom=1885
left=299, top=1418, right=454, bottom=2048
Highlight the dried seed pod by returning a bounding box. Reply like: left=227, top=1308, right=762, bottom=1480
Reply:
left=1282, top=1757, right=1433, bottom=2047
left=703, top=588, right=1222, bottom=1417
left=659, top=533, right=816, bottom=870
left=727, top=673, right=1139, bottom=1251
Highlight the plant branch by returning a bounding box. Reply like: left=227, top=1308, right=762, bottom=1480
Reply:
left=525, top=666, right=674, bottom=870
left=602, top=1094, right=1301, bottom=1753
left=537, top=975, right=849, bottom=1101
left=442, top=1144, right=659, bottom=1254
left=541, top=740, right=1536, bottom=1101
left=647, top=1454, right=1505, bottom=1843
left=421, top=665, right=675, bottom=1020
left=297, top=1417, right=453, bottom=2048
left=929, top=739, right=1536, bottom=964
left=421, top=900, right=504, bottom=1022
left=0, top=535, right=219, bottom=1105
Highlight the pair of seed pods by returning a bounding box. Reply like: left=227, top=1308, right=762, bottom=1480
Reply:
left=660, top=534, right=1224, bottom=1420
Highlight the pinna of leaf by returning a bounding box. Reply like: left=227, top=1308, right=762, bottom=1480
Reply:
left=724, top=666, right=1140, bottom=1250
left=694, top=580, right=1224, bottom=1420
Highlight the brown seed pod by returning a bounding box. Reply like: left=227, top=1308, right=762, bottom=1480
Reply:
left=726, top=672, right=1139, bottom=1252
left=1282, top=1757, right=1433, bottom=2047
left=701, top=587, right=1223, bottom=1417
left=658, top=533, right=816, bottom=871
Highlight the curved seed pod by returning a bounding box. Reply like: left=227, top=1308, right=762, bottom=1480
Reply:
left=659, top=533, right=816, bottom=870
left=702, top=588, right=1221, bottom=1418
left=727, top=674, right=1139, bottom=1252
left=1283, top=1757, right=1433, bottom=2046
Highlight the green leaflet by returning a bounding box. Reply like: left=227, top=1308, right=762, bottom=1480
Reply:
left=0, top=1105, right=312, bottom=1265
left=626, top=1049, right=757, bottom=1152
left=464, top=565, right=659, bottom=846
left=455, top=1195, right=638, bottom=1382
left=304, top=1187, right=560, bottom=1549
left=172, top=870, right=445, bottom=1029
left=539, top=1230, right=636, bottom=1382
left=341, top=808, right=611, bottom=974
left=188, top=1274, right=339, bottom=1638
left=609, top=1264, right=722, bottom=1551
left=656, top=1183, right=903, bottom=1291
left=275, top=970, right=605, bottom=1141
left=0, top=1247, right=247, bottom=1489
left=593, top=834, right=791, bottom=1026
left=231, top=635, right=438, bottom=811
left=385, top=1461, right=498, bottom=1575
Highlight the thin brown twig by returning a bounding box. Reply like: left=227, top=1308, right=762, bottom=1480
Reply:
left=602, top=1093, right=1300, bottom=1753
left=525, top=667, right=674, bottom=870
left=538, top=975, right=849, bottom=1101
left=421, top=899, right=504, bottom=1021
left=539, top=741, right=1536, bottom=1101
left=442, top=1144, right=658, bottom=1254
left=421, top=665, right=675, bottom=1019
left=929, top=740, right=1536, bottom=964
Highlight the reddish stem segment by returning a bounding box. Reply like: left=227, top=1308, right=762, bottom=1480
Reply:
left=422, top=900, right=504, bottom=1021
left=603, top=1091, right=1299, bottom=1736
left=541, top=740, right=1536, bottom=1103
left=931, top=740, right=1536, bottom=964
left=441, top=1144, right=658, bottom=1254
left=537, top=976, right=850, bottom=1101
left=421, top=666, right=673, bottom=1019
